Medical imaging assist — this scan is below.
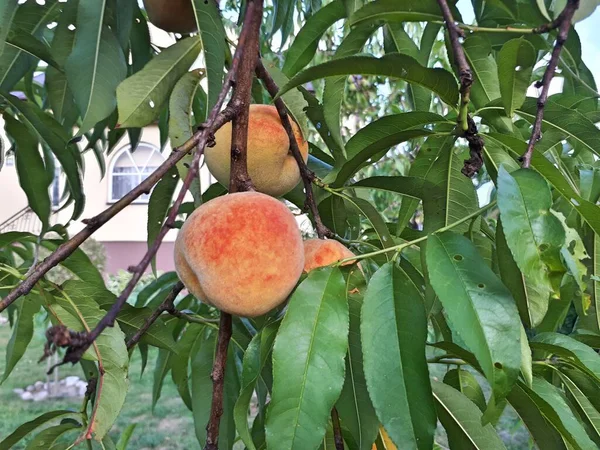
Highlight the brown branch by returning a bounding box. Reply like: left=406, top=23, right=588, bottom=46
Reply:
left=204, top=313, right=233, bottom=450
left=437, top=0, right=472, bottom=132
left=436, top=0, right=484, bottom=177
left=331, top=407, right=345, bottom=450
left=205, top=1, right=263, bottom=448
left=255, top=60, right=334, bottom=239
left=126, top=281, right=184, bottom=350
left=521, top=0, right=579, bottom=168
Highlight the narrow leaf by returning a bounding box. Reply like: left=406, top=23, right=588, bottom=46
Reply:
left=117, top=37, right=202, bottom=128
left=427, top=232, right=521, bottom=402
left=266, top=268, right=349, bottom=450
left=348, top=0, right=447, bottom=26
left=362, top=262, right=435, bottom=449
left=497, top=38, right=536, bottom=117
left=0, top=411, right=76, bottom=450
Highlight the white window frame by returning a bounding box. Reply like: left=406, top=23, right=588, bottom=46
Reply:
left=107, top=142, right=165, bottom=204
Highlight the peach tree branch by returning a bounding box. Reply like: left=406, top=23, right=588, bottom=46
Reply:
left=521, top=0, right=580, bottom=168
left=255, top=60, right=334, bottom=239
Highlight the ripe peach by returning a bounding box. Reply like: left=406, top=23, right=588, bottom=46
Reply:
left=142, top=0, right=197, bottom=33
left=174, top=192, right=304, bottom=317
left=303, top=239, right=356, bottom=272
left=204, top=104, right=309, bottom=197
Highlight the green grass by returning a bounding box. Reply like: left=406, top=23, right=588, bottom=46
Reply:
left=0, top=321, right=198, bottom=449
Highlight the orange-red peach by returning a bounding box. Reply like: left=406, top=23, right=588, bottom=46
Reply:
left=174, top=192, right=304, bottom=317
left=142, top=0, right=197, bottom=33
left=204, top=104, right=309, bottom=197
left=303, top=239, right=356, bottom=272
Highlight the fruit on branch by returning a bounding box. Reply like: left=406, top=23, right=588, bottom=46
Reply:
left=205, top=104, right=309, bottom=197
left=142, top=0, right=197, bottom=33
left=174, top=192, right=304, bottom=317
left=303, top=239, right=356, bottom=272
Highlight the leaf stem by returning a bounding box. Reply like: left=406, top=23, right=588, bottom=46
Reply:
left=334, top=201, right=497, bottom=265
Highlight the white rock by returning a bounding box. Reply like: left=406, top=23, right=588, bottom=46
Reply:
left=13, top=388, right=24, bottom=395
left=32, top=391, right=49, bottom=402
left=64, top=376, right=80, bottom=387
left=26, top=385, right=35, bottom=392
left=34, top=381, right=44, bottom=390
left=21, top=392, right=33, bottom=401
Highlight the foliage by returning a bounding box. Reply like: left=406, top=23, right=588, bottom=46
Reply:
left=2, top=0, right=600, bottom=449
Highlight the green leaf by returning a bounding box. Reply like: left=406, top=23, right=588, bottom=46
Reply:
left=495, top=219, right=549, bottom=328
left=529, top=377, right=597, bottom=450
left=520, top=325, right=533, bottom=388
left=343, top=195, right=395, bottom=253
left=282, top=1, right=346, bottom=77
left=323, top=24, right=374, bottom=153
left=0, top=0, right=17, bottom=55
left=116, top=424, right=137, bottom=450
left=66, top=0, right=127, bottom=135
left=497, top=38, right=536, bottom=117
left=51, top=281, right=129, bottom=441
left=558, top=370, right=600, bottom=445
left=117, top=36, right=202, bottom=128
left=517, top=98, right=600, bottom=159
left=329, top=112, right=447, bottom=186
left=462, top=35, right=501, bottom=108
left=362, top=262, right=435, bottom=449
left=261, top=60, right=309, bottom=140
left=109, top=304, right=178, bottom=352
left=24, top=422, right=81, bottom=450
left=191, top=0, right=226, bottom=115
left=6, top=28, right=60, bottom=70
left=1, top=294, right=41, bottom=383
left=191, top=330, right=215, bottom=446
left=0, top=410, right=77, bottom=450
left=171, top=324, right=206, bottom=411
left=532, top=332, right=600, bottom=381
left=234, top=322, right=279, bottom=450
left=266, top=268, right=349, bottom=450
left=0, top=0, right=61, bottom=91
left=152, top=348, right=173, bottom=410
left=497, top=167, right=565, bottom=309
left=5, top=115, right=51, bottom=230
left=169, top=70, right=204, bottom=148
left=484, top=132, right=600, bottom=238
left=336, top=268, right=379, bottom=450
left=432, top=381, right=506, bottom=450
left=147, top=167, right=179, bottom=273
left=348, top=0, right=446, bottom=26
left=278, top=53, right=459, bottom=107
left=506, top=382, right=567, bottom=450
left=427, top=232, right=522, bottom=402
left=0, top=92, right=85, bottom=220
left=424, top=146, right=479, bottom=234
left=443, top=369, right=486, bottom=413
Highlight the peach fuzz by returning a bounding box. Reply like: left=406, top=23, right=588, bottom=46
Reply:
left=174, top=192, right=304, bottom=317
left=303, top=239, right=357, bottom=273
left=204, top=104, right=309, bottom=197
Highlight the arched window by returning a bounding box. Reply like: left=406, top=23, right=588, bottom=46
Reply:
left=109, top=143, right=165, bottom=203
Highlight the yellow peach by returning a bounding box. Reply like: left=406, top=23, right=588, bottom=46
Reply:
left=142, top=0, right=197, bottom=33
left=204, top=104, right=309, bottom=197
left=303, top=239, right=357, bottom=273
left=174, top=192, right=304, bottom=317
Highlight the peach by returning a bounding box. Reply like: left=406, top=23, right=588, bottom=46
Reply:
left=174, top=192, right=304, bottom=317
left=204, top=104, right=309, bottom=197
left=142, top=0, right=197, bottom=33
left=303, top=239, right=357, bottom=273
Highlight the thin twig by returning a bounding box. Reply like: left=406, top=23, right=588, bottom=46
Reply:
left=521, top=0, right=579, bottom=168
left=255, top=60, right=334, bottom=239
left=436, top=0, right=485, bottom=177
left=165, top=307, right=220, bottom=325
left=204, top=313, right=233, bottom=450
left=436, top=0, right=472, bottom=132
left=331, top=407, right=345, bottom=450
left=126, top=281, right=184, bottom=350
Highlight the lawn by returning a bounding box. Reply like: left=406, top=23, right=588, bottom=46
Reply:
left=0, top=319, right=199, bottom=449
